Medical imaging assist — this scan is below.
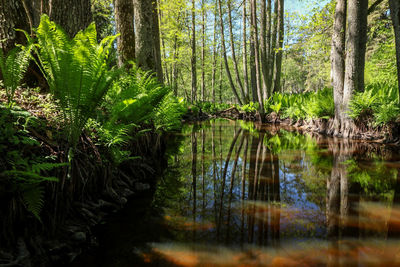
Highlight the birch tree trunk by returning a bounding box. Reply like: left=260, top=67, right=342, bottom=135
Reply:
left=260, top=0, right=269, bottom=99
left=268, top=0, right=278, bottom=94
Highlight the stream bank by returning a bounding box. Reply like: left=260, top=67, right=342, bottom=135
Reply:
left=0, top=121, right=173, bottom=267
left=186, top=107, right=400, bottom=144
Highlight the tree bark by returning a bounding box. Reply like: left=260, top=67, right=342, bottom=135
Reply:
left=389, top=0, right=400, bottom=99
left=260, top=0, right=269, bottom=99
left=227, top=0, right=247, bottom=103
left=134, top=0, right=163, bottom=82
left=273, top=0, right=284, bottom=93
left=48, top=0, right=92, bottom=38
left=342, top=0, right=368, bottom=136
left=0, top=0, right=29, bottom=54
left=114, top=0, right=135, bottom=67
left=331, top=0, right=347, bottom=134
left=191, top=0, right=197, bottom=102
left=212, top=3, right=218, bottom=103
left=218, top=0, right=243, bottom=105
left=242, top=0, right=250, bottom=102
left=201, top=0, right=206, bottom=101
left=268, top=0, right=278, bottom=94
left=250, top=0, right=264, bottom=117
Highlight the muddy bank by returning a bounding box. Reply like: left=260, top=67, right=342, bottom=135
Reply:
left=0, top=129, right=172, bottom=267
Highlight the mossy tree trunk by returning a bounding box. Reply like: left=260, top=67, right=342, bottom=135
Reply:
left=114, top=0, right=136, bottom=67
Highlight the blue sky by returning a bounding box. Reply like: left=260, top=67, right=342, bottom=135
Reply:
left=286, top=0, right=330, bottom=15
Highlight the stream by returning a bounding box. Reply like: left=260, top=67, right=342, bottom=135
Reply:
left=71, top=119, right=400, bottom=266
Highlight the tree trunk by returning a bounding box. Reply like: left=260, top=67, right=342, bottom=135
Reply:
left=0, top=0, right=29, bottom=54
left=260, top=0, right=268, bottom=99
left=114, top=0, right=135, bottom=67
left=49, top=0, right=92, bottom=38
left=191, top=0, right=197, bottom=102
left=273, top=0, right=284, bottom=93
left=331, top=0, right=347, bottom=134
left=227, top=0, right=247, bottom=103
left=201, top=0, right=206, bottom=102
left=242, top=0, right=250, bottom=102
left=212, top=4, right=218, bottom=103
left=134, top=0, right=163, bottom=82
left=218, top=0, right=243, bottom=105
left=268, top=0, right=278, bottom=94
left=342, top=0, right=368, bottom=136
left=389, top=0, right=400, bottom=99
left=250, top=0, right=264, bottom=117
left=152, top=0, right=163, bottom=83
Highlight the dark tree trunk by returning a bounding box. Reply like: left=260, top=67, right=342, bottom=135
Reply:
left=49, top=0, right=92, bottom=38
left=273, top=0, right=284, bottom=93
left=0, top=0, right=29, bottom=54
left=134, top=0, right=163, bottom=82
left=114, top=0, right=135, bottom=67
left=342, top=0, right=368, bottom=137
left=389, top=0, right=400, bottom=99
left=331, top=0, right=347, bottom=134
left=201, top=0, right=206, bottom=101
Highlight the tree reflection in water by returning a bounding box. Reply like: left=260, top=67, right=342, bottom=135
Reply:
left=150, top=120, right=400, bottom=266
left=72, top=119, right=400, bottom=266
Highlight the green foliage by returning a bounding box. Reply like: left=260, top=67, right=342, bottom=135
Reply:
left=349, top=83, right=400, bottom=126
left=0, top=106, right=64, bottom=220
left=239, top=102, right=259, bottom=113
left=265, top=88, right=334, bottom=120
left=303, top=87, right=334, bottom=119
left=0, top=42, right=32, bottom=106
left=33, top=15, right=121, bottom=147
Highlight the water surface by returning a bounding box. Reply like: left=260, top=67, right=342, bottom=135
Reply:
left=72, top=120, right=400, bottom=266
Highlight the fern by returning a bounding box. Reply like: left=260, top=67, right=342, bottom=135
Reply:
left=0, top=42, right=32, bottom=106
left=33, top=15, right=121, bottom=147
left=20, top=184, right=45, bottom=221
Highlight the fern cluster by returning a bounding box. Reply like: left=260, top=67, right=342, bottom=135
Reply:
left=0, top=42, right=32, bottom=106
left=266, top=87, right=335, bottom=120
left=349, top=83, right=400, bottom=126
left=32, top=15, right=121, bottom=148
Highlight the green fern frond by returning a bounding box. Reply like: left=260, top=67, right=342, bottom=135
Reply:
left=20, top=184, right=45, bottom=221
left=3, top=170, right=58, bottom=183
